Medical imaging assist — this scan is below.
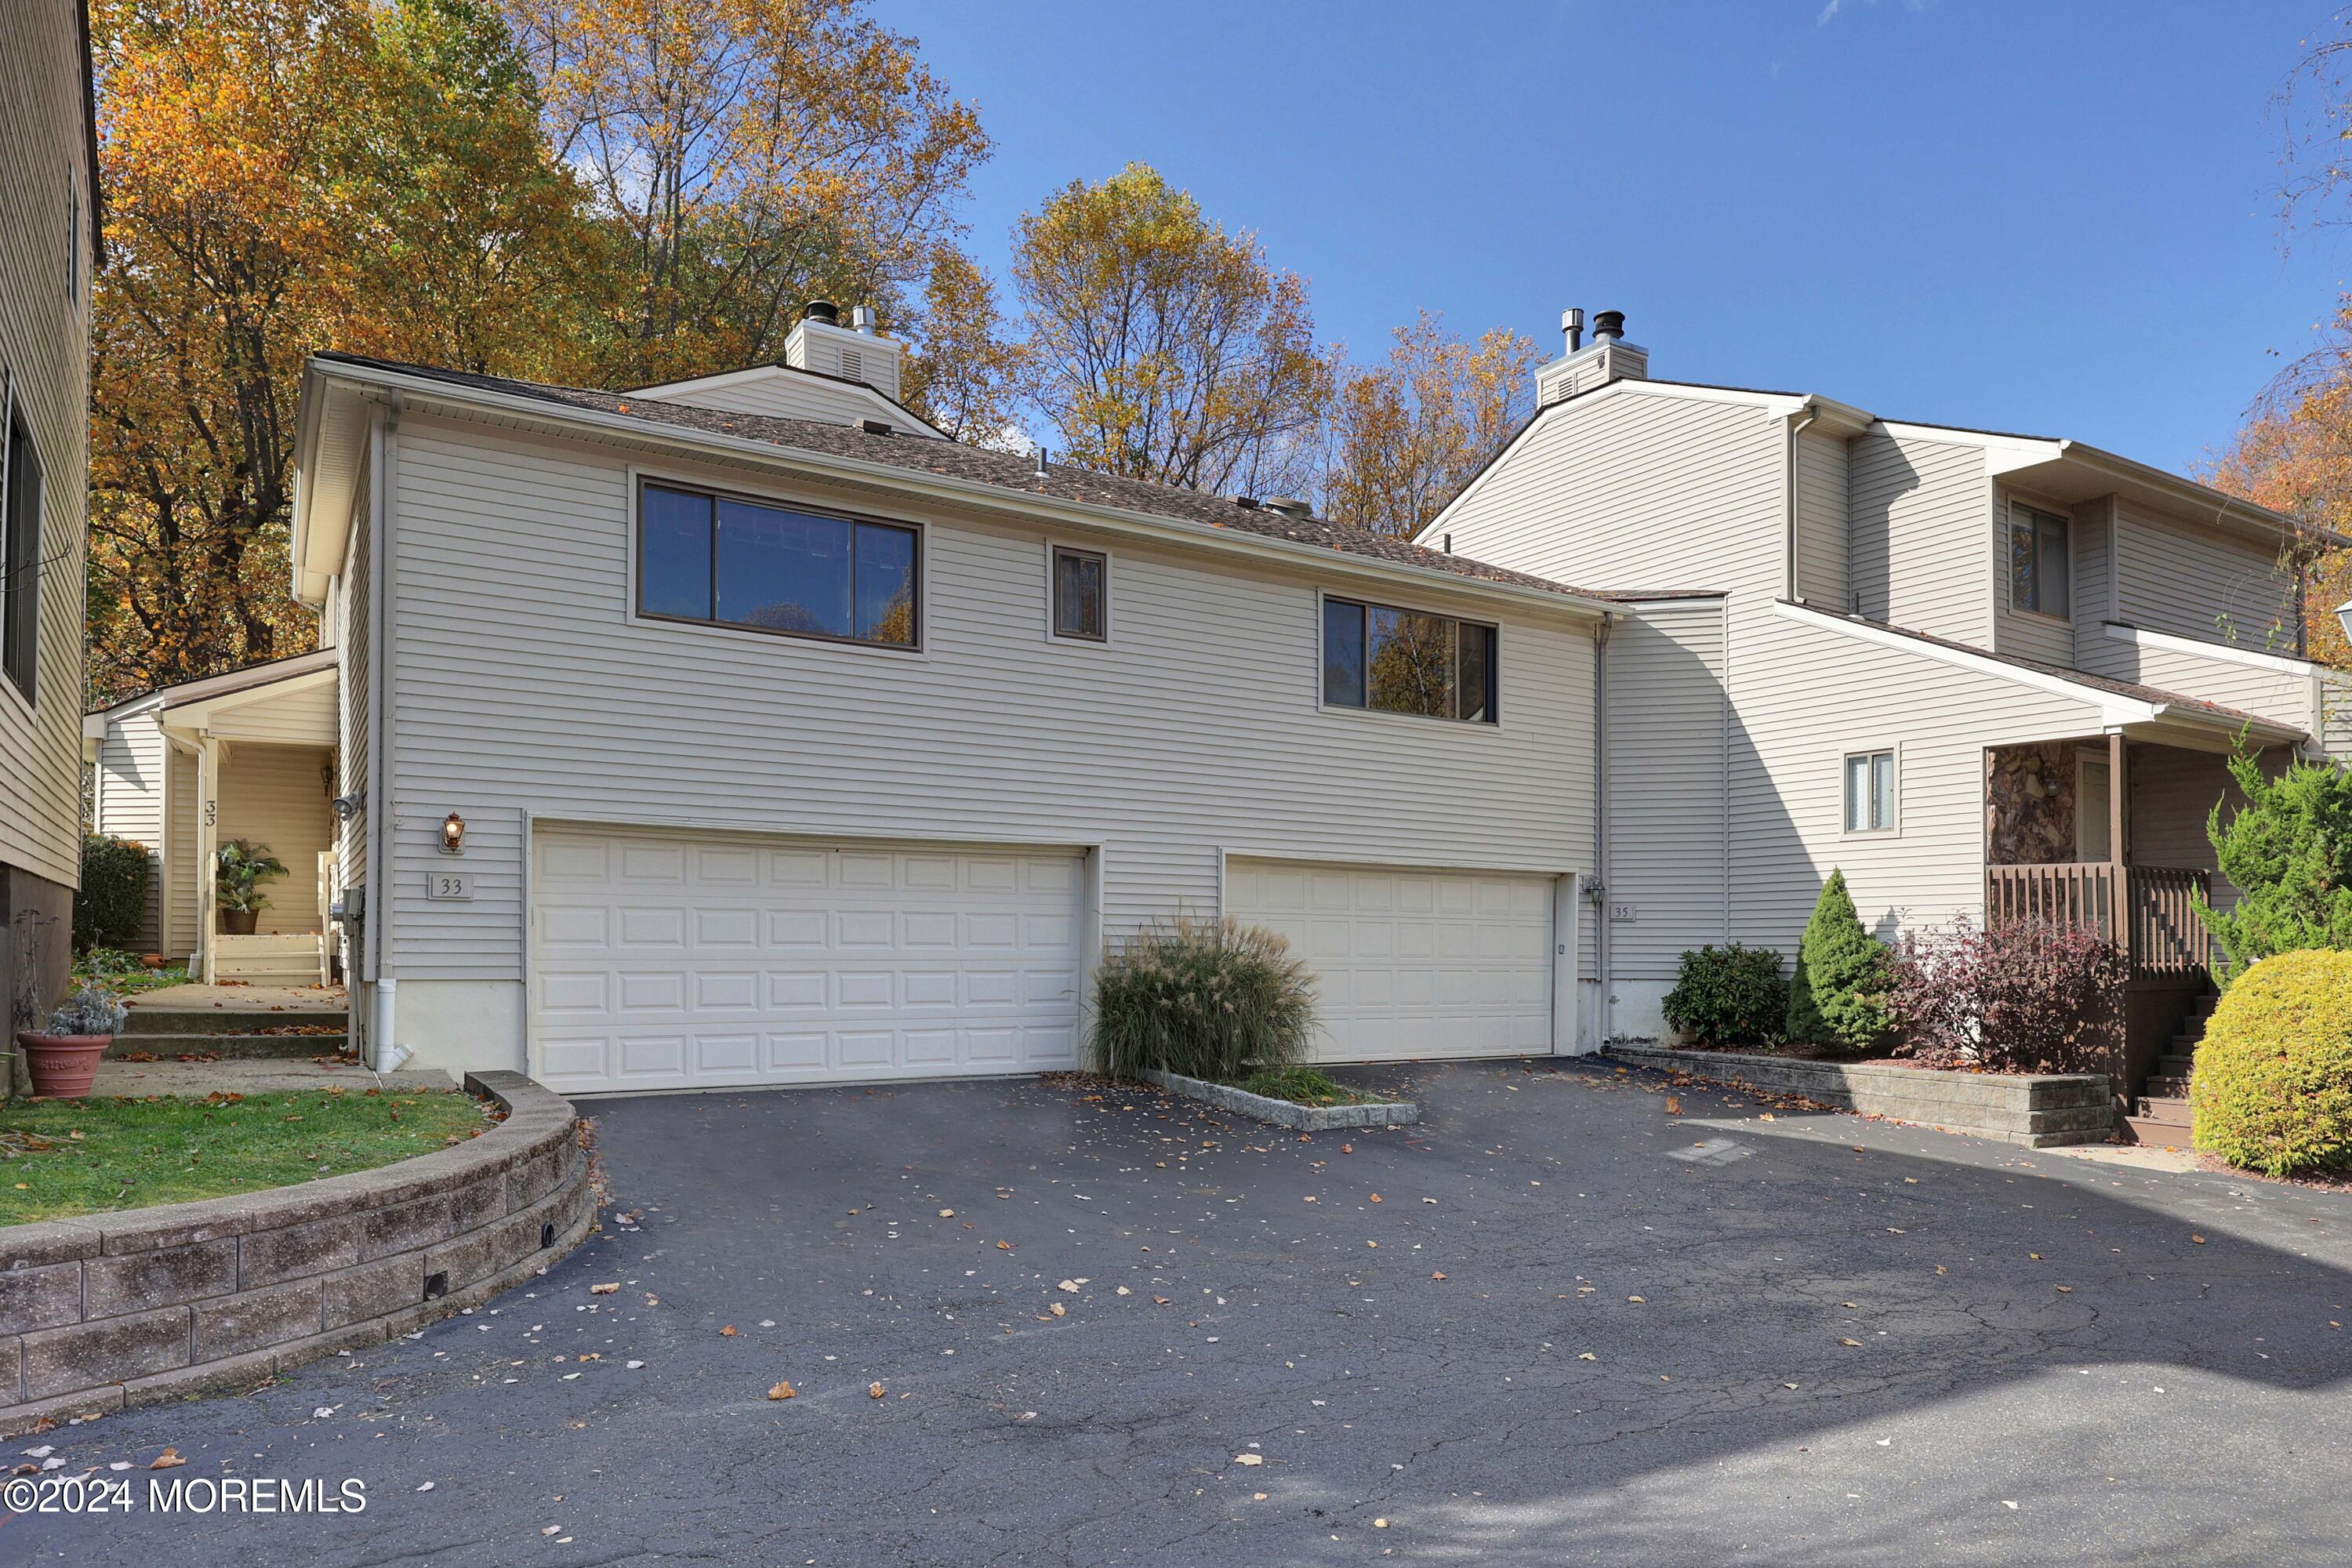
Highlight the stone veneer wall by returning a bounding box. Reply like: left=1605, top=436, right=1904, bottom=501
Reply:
left=0, top=1071, right=593, bottom=1435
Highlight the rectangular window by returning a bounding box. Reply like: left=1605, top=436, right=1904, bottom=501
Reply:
left=2008, top=503, right=2070, bottom=617
left=1321, top=597, right=1497, bottom=724
left=637, top=481, right=916, bottom=648
left=1844, top=749, right=1895, bottom=833
left=1051, top=546, right=1106, bottom=641
left=2, top=409, right=41, bottom=703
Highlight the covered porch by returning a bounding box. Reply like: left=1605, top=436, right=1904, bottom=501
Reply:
left=143, top=654, right=340, bottom=986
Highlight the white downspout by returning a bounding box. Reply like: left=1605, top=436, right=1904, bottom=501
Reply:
left=365, top=397, right=405, bottom=1072
left=1784, top=405, right=1819, bottom=604
left=1592, top=612, right=1614, bottom=1044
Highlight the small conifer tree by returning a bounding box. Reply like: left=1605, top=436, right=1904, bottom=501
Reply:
left=1787, top=869, right=1892, bottom=1054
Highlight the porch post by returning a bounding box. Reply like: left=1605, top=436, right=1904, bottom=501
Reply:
left=2108, top=731, right=2129, bottom=965
left=198, top=736, right=222, bottom=985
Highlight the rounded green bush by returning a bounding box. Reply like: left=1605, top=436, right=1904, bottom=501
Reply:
left=2191, top=948, right=2352, bottom=1178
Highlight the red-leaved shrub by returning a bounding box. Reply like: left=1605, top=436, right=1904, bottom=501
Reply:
left=1887, top=918, right=2123, bottom=1075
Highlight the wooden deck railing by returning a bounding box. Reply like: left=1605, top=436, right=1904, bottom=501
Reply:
left=1983, top=862, right=2210, bottom=977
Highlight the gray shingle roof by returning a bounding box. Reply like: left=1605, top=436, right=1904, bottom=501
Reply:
left=314, top=352, right=1668, bottom=606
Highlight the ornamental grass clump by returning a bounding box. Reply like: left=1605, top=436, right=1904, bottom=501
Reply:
left=2191, top=948, right=2352, bottom=1178
left=1091, top=915, right=1317, bottom=1082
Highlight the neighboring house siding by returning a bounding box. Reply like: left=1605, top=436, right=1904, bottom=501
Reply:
left=1730, top=609, right=2111, bottom=948
left=1605, top=600, right=1730, bottom=978
left=1849, top=432, right=1990, bottom=643
left=2113, top=504, right=2293, bottom=649
left=206, top=681, right=337, bottom=745
left=374, top=414, right=1599, bottom=985
left=1791, top=430, right=1848, bottom=610
left=2324, top=669, right=2352, bottom=763
left=0, top=0, right=95, bottom=895
left=92, top=711, right=167, bottom=952
left=166, top=745, right=198, bottom=956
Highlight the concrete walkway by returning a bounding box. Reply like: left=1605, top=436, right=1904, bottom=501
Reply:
left=88, top=1057, right=454, bottom=1095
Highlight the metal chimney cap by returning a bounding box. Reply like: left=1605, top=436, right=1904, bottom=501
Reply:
left=802, top=299, right=840, bottom=325
left=1562, top=307, right=1584, bottom=331
left=850, top=304, right=877, bottom=335
left=1592, top=309, right=1626, bottom=342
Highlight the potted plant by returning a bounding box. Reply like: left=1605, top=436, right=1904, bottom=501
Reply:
left=17, top=987, right=129, bottom=1098
left=214, top=838, right=288, bottom=935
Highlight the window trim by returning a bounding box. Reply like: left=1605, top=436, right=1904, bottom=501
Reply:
left=2005, top=499, right=2072, bottom=622
left=1045, top=541, right=1110, bottom=645
left=628, top=471, right=926, bottom=655
left=1840, top=745, right=1900, bottom=838
left=1, top=392, right=41, bottom=712
left=1315, top=590, right=1501, bottom=727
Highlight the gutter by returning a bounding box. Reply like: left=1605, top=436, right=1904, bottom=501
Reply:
left=298, top=359, right=1617, bottom=626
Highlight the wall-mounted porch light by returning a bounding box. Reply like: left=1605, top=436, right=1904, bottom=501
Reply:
left=440, top=811, right=466, bottom=855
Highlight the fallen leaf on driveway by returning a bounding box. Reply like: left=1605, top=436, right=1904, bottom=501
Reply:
left=1665, top=1097, right=1681, bottom=1115
left=590, top=1283, right=619, bottom=1295
left=1153, top=1296, right=1171, bottom=1305
left=1058, top=1280, right=1080, bottom=1292
left=938, top=1209, right=954, bottom=1218
left=868, top=1382, right=886, bottom=1399
left=996, top=1240, right=1014, bottom=1250
left=1049, top=1302, right=1067, bottom=1317
left=720, top=1326, right=739, bottom=1337
left=1577, top=1352, right=1595, bottom=1361
left=768, top=1381, right=797, bottom=1400
left=1839, top=1338, right=1863, bottom=1348
left=1233, top=1454, right=1264, bottom=1467
left=2191, top=1235, right=2208, bottom=1245
left=150, top=1450, right=186, bottom=1470
left=1430, top=1272, right=1447, bottom=1281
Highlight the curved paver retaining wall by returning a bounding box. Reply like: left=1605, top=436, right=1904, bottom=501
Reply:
left=0, top=1071, right=593, bottom=1435
left=1604, top=1044, right=2114, bottom=1148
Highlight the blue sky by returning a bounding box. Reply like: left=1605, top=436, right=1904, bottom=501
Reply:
left=891, top=0, right=2345, bottom=475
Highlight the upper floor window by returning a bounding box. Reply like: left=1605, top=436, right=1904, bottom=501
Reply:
left=2, top=407, right=42, bottom=703
left=1322, top=596, right=1497, bottom=724
left=1051, top=546, right=1106, bottom=641
left=638, top=481, right=917, bottom=649
left=2008, top=503, right=2070, bottom=618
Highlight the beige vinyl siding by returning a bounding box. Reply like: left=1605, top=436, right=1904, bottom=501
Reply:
left=165, top=743, right=198, bottom=957
left=205, top=680, right=336, bottom=745
left=1605, top=600, right=1730, bottom=978
left=1730, top=608, right=2111, bottom=947
left=2071, top=495, right=2117, bottom=671
left=216, top=744, right=334, bottom=935
left=2324, top=670, right=2352, bottom=762
left=1849, top=432, right=1991, bottom=643
left=1437, top=388, right=1782, bottom=601
left=1992, top=493, right=2076, bottom=666
left=377, top=413, right=1598, bottom=983
left=0, top=0, right=96, bottom=891
left=2125, top=742, right=2293, bottom=913
left=2099, top=632, right=2318, bottom=735
left=1791, top=429, right=1849, bottom=610
left=2113, top=504, right=2293, bottom=648
left=92, top=711, right=168, bottom=951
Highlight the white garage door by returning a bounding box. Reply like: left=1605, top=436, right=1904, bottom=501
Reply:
left=1225, top=858, right=1555, bottom=1063
left=531, top=829, right=1084, bottom=1094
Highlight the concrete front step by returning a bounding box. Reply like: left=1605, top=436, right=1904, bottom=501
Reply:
left=124, top=1007, right=349, bottom=1036
left=104, top=1032, right=350, bottom=1061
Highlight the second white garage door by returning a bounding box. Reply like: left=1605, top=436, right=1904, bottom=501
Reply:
left=531, top=829, right=1085, bottom=1094
left=1225, top=858, right=1555, bottom=1063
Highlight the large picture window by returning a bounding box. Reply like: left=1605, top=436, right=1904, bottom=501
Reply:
left=2008, top=503, right=2070, bottom=618
left=639, top=481, right=917, bottom=648
left=1322, top=597, right=1497, bottom=723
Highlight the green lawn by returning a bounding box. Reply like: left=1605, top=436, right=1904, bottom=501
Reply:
left=0, top=1089, right=490, bottom=1226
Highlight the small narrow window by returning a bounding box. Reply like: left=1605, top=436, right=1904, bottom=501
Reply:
left=1321, top=596, right=1494, bottom=724
left=1051, top=546, right=1106, bottom=641
left=1844, top=749, right=1896, bottom=833
left=2008, top=503, right=2070, bottom=617
left=2, top=411, right=42, bottom=702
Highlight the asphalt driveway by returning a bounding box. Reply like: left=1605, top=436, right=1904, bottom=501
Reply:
left=11, top=1058, right=2352, bottom=1566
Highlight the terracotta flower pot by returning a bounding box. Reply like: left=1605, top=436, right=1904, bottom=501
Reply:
left=220, top=909, right=258, bottom=935
left=16, top=1032, right=111, bottom=1098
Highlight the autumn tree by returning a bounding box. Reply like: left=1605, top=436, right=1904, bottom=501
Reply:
left=1319, top=311, right=1536, bottom=537
left=88, top=0, right=601, bottom=701
left=900, top=248, right=1027, bottom=448
left=503, top=0, right=989, bottom=387
left=1010, top=162, right=1336, bottom=495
